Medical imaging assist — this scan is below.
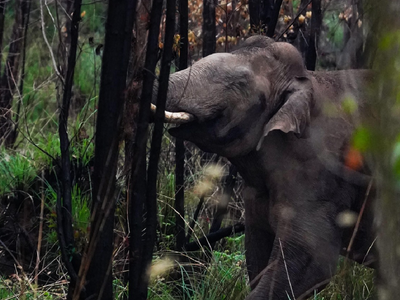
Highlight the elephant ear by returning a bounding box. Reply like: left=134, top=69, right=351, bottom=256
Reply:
left=257, top=76, right=314, bottom=150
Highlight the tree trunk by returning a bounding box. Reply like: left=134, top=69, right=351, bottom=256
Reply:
left=175, top=0, right=188, bottom=252
left=128, top=0, right=163, bottom=297
left=365, top=1, right=400, bottom=298
left=337, top=0, right=365, bottom=69
left=54, top=1, right=82, bottom=298
left=266, top=0, right=282, bottom=38
left=249, top=0, right=273, bottom=34
left=202, top=0, right=216, bottom=57
left=305, top=0, right=321, bottom=70
left=11, top=0, right=31, bottom=146
left=143, top=0, right=176, bottom=294
left=0, top=1, right=6, bottom=71
left=123, top=0, right=150, bottom=172
left=0, top=0, right=30, bottom=147
left=73, top=1, right=136, bottom=299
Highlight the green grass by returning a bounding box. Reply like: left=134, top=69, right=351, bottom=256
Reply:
left=148, top=248, right=249, bottom=300
left=0, top=276, right=67, bottom=299
left=311, top=259, right=375, bottom=300
left=0, top=149, right=37, bottom=193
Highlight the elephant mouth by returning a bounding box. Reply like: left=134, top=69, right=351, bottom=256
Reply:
left=150, top=104, right=195, bottom=124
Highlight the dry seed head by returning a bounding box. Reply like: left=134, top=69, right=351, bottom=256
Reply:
left=148, top=258, right=174, bottom=279
left=193, top=180, right=215, bottom=197
left=203, top=164, right=225, bottom=181
left=336, top=210, right=358, bottom=228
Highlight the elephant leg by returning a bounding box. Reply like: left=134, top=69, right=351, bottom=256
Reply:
left=243, top=186, right=275, bottom=288
left=247, top=209, right=342, bottom=300
left=245, top=225, right=275, bottom=288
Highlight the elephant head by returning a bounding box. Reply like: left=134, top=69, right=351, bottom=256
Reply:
left=153, top=36, right=373, bottom=299
left=159, top=36, right=314, bottom=157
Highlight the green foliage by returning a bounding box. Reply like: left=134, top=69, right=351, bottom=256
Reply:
left=0, top=150, right=37, bottom=193
left=311, top=259, right=375, bottom=300
left=114, top=277, right=128, bottom=300
left=324, top=12, right=345, bottom=49
left=341, top=96, right=358, bottom=115
left=32, top=133, right=61, bottom=166
left=0, top=276, right=65, bottom=299
left=148, top=250, right=249, bottom=300
left=352, top=127, right=373, bottom=153
left=224, top=234, right=245, bottom=253
left=80, top=2, right=107, bottom=37
left=75, top=46, right=102, bottom=98
left=71, top=185, right=91, bottom=234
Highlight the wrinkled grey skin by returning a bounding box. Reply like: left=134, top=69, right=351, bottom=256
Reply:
left=162, top=36, right=375, bottom=299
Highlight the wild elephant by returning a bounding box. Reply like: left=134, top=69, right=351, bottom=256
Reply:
left=153, top=36, right=375, bottom=299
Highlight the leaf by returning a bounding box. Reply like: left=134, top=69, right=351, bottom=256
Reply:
left=344, top=147, right=363, bottom=170
left=352, top=127, right=372, bottom=152
left=342, top=96, right=358, bottom=115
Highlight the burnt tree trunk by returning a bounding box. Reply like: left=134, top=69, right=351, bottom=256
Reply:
left=12, top=0, right=31, bottom=146
left=57, top=0, right=74, bottom=72
left=0, top=1, right=6, bottom=70
left=0, top=0, right=30, bottom=147
left=175, top=0, right=188, bottom=252
left=266, top=0, right=282, bottom=37
left=55, top=1, right=82, bottom=298
left=202, top=0, right=216, bottom=57
left=297, top=0, right=311, bottom=61
left=121, top=0, right=149, bottom=292
left=128, top=0, right=163, bottom=297
left=249, top=0, right=273, bottom=34
left=305, top=0, right=321, bottom=70
left=143, top=0, right=176, bottom=292
left=123, top=0, right=150, bottom=172
left=128, top=0, right=176, bottom=297
left=73, top=1, right=136, bottom=299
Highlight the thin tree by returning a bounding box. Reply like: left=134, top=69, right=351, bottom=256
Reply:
left=175, top=0, right=189, bottom=252
left=143, top=0, right=176, bottom=291
left=129, top=0, right=176, bottom=297
left=305, top=0, right=322, bottom=71
left=128, top=0, right=164, bottom=296
left=53, top=1, right=82, bottom=298
left=203, top=0, right=216, bottom=56
left=0, top=0, right=30, bottom=147
left=72, top=1, right=136, bottom=299
left=266, top=0, right=282, bottom=37
left=0, top=1, right=6, bottom=69
left=249, top=0, right=272, bottom=34
left=11, top=0, right=31, bottom=146
left=123, top=0, right=151, bottom=171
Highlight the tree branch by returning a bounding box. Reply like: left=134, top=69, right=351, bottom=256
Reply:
left=184, top=223, right=245, bottom=251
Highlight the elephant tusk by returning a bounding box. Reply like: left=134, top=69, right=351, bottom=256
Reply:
left=150, top=103, right=194, bottom=124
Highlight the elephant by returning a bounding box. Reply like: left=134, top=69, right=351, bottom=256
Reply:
left=153, top=36, right=375, bottom=299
